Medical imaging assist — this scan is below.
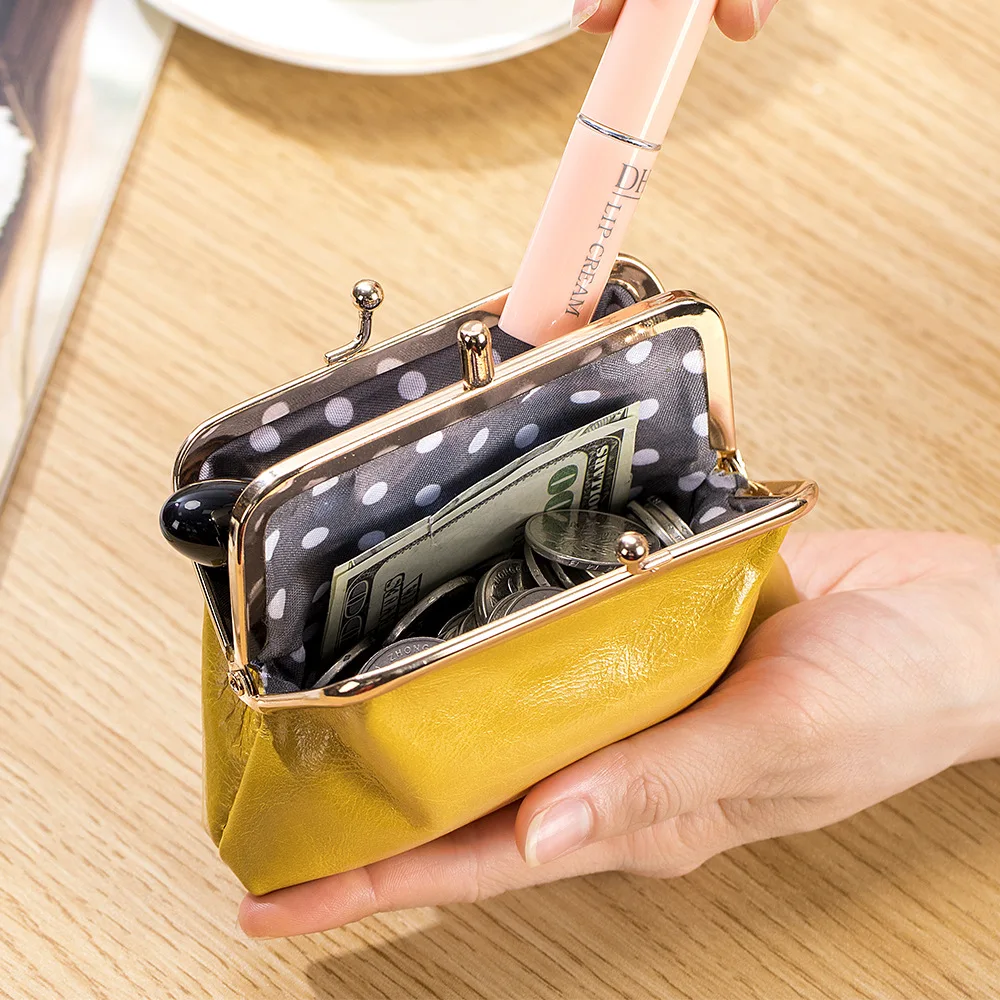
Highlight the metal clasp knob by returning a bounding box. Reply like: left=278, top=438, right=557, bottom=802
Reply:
left=617, top=531, right=653, bottom=576
left=326, top=279, right=384, bottom=365
left=458, top=320, right=495, bottom=389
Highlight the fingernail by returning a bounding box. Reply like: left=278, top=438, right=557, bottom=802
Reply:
left=571, top=0, right=601, bottom=29
left=749, top=0, right=779, bottom=37
left=524, top=799, right=593, bottom=867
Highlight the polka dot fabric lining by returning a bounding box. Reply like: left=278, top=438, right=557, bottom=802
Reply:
left=199, top=296, right=770, bottom=693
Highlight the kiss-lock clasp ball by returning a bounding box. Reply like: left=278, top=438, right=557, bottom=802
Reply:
left=617, top=531, right=652, bottom=575
left=160, top=479, right=249, bottom=567
left=325, top=279, right=384, bottom=365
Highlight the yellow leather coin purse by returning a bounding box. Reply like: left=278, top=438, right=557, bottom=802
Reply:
left=166, top=256, right=816, bottom=895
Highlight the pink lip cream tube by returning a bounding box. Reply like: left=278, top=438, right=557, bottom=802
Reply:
left=499, top=0, right=718, bottom=346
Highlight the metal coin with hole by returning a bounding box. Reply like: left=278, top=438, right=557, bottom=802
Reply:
left=524, top=509, right=656, bottom=571
left=474, top=558, right=530, bottom=625
left=358, top=637, right=443, bottom=675
left=387, top=575, right=477, bottom=642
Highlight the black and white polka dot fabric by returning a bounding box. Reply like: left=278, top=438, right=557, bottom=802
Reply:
left=199, top=295, right=769, bottom=693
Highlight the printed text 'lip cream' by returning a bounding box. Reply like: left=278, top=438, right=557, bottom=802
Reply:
left=499, top=0, right=717, bottom=346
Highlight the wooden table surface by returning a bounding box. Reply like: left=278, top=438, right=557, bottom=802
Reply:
left=3, top=1, right=999, bottom=996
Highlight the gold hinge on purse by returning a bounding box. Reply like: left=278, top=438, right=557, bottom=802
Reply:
left=229, top=665, right=260, bottom=700
left=714, top=449, right=772, bottom=499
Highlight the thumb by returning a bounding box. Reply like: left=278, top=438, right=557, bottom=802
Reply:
left=514, top=682, right=775, bottom=867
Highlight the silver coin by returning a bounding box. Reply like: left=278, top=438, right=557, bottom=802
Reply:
left=439, top=609, right=473, bottom=641
left=474, top=559, right=530, bottom=625
left=627, top=500, right=677, bottom=548
left=311, top=634, right=378, bottom=688
left=458, top=609, right=480, bottom=634
left=524, top=509, right=652, bottom=571
left=359, top=637, right=442, bottom=675
left=644, top=495, right=694, bottom=542
left=545, top=558, right=595, bottom=589
left=524, top=541, right=564, bottom=589
left=504, top=587, right=564, bottom=613
left=387, top=575, right=477, bottom=642
left=486, top=587, right=563, bottom=623
left=486, top=592, right=524, bottom=622
left=549, top=557, right=575, bottom=589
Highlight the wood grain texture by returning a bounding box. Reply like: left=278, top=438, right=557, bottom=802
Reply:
left=1, top=1, right=999, bottom=996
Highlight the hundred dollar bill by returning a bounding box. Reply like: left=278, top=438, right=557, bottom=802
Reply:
left=321, top=404, right=640, bottom=659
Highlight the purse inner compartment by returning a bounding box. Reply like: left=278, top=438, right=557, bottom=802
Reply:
left=196, top=289, right=770, bottom=693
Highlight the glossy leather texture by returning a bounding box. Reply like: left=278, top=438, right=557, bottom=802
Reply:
left=204, top=527, right=788, bottom=895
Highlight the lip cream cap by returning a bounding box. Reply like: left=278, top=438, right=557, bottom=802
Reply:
left=579, top=0, right=717, bottom=146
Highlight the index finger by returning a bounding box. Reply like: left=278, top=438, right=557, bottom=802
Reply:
left=575, top=0, right=779, bottom=42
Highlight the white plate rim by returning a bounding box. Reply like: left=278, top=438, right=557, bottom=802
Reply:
left=146, top=0, right=575, bottom=75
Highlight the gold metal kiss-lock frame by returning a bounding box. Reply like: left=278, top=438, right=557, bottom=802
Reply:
left=173, top=256, right=818, bottom=712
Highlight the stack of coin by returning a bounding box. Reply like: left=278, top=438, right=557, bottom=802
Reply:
left=626, top=495, right=695, bottom=547
left=316, top=498, right=692, bottom=685
left=524, top=509, right=656, bottom=582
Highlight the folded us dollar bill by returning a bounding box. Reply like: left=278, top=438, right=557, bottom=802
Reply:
left=321, top=404, right=640, bottom=659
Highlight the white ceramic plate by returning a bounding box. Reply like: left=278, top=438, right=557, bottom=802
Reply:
left=146, top=0, right=575, bottom=75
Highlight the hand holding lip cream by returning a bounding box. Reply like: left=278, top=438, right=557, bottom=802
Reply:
left=499, top=0, right=718, bottom=346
